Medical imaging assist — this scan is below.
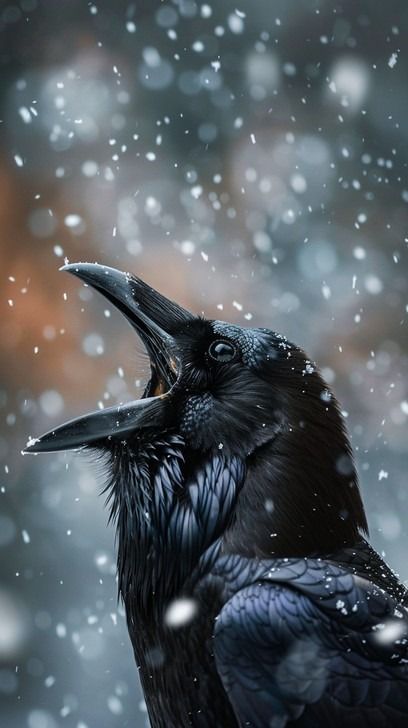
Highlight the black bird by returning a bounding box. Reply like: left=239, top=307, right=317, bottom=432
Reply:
left=25, top=263, right=408, bottom=728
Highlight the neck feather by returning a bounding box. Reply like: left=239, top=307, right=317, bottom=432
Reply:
left=104, top=435, right=245, bottom=615
left=224, top=398, right=367, bottom=558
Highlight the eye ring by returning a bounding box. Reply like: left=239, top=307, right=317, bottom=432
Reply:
left=208, top=339, right=237, bottom=363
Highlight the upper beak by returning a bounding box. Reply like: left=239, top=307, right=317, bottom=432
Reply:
left=23, top=262, right=193, bottom=454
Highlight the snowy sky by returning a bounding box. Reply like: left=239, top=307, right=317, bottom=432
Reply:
left=0, top=1, right=407, bottom=726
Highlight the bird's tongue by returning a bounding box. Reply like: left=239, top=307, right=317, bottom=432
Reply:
left=23, top=263, right=193, bottom=454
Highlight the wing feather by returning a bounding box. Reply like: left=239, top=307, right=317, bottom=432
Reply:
left=214, top=575, right=408, bottom=727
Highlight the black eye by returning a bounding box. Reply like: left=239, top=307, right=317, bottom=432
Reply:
left=208, top=340, right=237, bottom=363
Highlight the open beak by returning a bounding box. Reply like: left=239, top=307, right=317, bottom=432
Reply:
left=23, top=263, right=193, bottom=454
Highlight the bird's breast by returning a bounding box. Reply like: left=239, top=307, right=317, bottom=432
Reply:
left=125, top=576, right=238, bottom=728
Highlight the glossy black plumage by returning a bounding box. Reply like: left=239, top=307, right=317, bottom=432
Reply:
left=25, top=264, right=408, bottom=727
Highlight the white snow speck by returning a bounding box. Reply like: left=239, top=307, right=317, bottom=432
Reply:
left=290, top=173, right=307, bottom=193
left=56, top=623, right=67, bottom=638
left=250, top=133, right=256, bottom=144
left=107, top=695, right=123, bottom=715
left=180, top=240, right=195, bottom=256
left=39, top=390, right=64, bottom=417
left=322, top=283, right=331, bottom=300
left=14, top=154, right=24, bottom=167
left=282, top=208, right=295, bottom=224
left=64, top=214, right=83, bottom=228
left=18, top=107, right=32, bottom=123
left=228, top=12, right=244, bottom=33
left=320, top=389, right=332, bottom=403
left=82, top=333, right=104, bottom=357
left=378, top=470, right=389, bottom=481
left=192, top=40, right=204, bottom=52
left=22, top=530, right=30, bottom=544
left=126, top=21, right=136, bottom=33
left=374, top=620, right=405, bottom=644
left=82, top=160, right=99, bottom=177
left=145, top=196, right=161, bottom=216
left=400, top=401, right=408, bottom=415
left=191, top=185, right=203, bottom=199
left=25, top=436, right=39, bottom=450
left=388, top=52, right=398, bottom=69
left=364, top=274, right=383, bottom=295
left=303, top=362, right=315, bottom=375
left=335, top=599, right=348, bottom=615
left=27, top=710, right=57, bottom=728
left=353, top=246, right=366, bottom=260
left=164, top=598, right=197, bottom=628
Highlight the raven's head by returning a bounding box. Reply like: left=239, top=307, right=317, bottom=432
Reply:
left=25, top=263, right=367, bottom=559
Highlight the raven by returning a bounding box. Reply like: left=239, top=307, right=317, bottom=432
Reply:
left=25, top=263, right=408, bottom=727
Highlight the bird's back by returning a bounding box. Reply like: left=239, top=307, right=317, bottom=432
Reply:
left=211, top=539, right=408, bottom=727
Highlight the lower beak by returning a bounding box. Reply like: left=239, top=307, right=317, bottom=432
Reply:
left=23, top=263, right=193, bottom=454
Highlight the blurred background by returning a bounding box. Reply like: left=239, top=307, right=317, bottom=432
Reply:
left=1, top=0, right=407, bottom=725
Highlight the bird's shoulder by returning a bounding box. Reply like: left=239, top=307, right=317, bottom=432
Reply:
left=211, top=543, right=408, bottom=726
left=213, top=541, right=408, bottom=662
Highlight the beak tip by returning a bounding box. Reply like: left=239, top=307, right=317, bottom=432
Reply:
left=60, top=262, right=113, bottom=285
left=22, top=436, right=41, bottom=455
left=21, top=433, right=83, bottom=455
left=60, top=261, right=91, bottom=274
left=59, top=261, right=82, bottom=272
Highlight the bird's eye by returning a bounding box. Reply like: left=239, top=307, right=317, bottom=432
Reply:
left=208, top=340, right=237, bottom=363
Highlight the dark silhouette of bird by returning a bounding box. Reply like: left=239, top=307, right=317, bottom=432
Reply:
left=25, top=263, right=408, bottom=728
